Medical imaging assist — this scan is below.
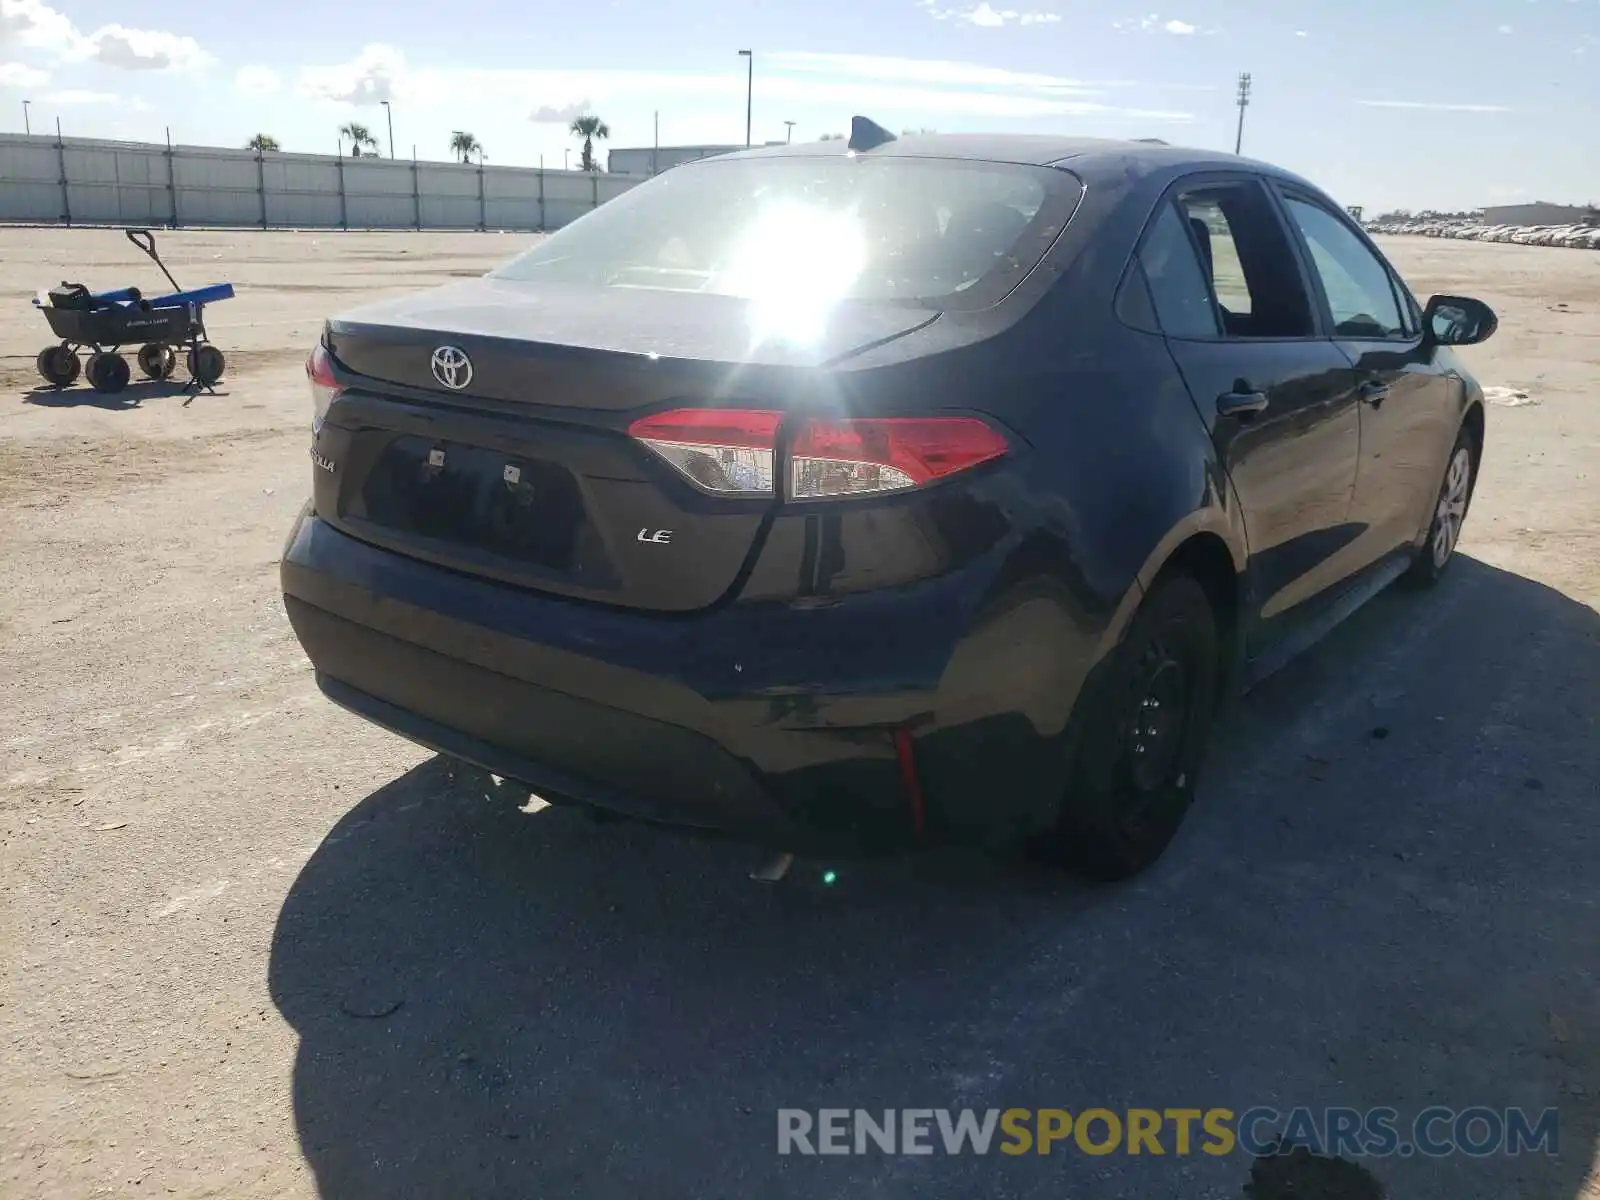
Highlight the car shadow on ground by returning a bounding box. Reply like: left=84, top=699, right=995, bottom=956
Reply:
left=269, top=556, right=1599, bottom=1199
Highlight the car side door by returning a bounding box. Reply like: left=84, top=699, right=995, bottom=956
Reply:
left=1274, top=190, right=1460, bottom=567
left=1131, top=174, right=1363, bottom=651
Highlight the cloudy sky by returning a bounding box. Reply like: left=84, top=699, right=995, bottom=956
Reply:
left=1, top=0, right=1596, bottom=210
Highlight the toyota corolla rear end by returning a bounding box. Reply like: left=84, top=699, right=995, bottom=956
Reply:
left=280, top=147, right=1088, bottom=852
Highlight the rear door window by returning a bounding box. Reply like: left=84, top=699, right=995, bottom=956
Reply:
left=1133, top=179, right=1317, bottom=341
left=1174, top=182, right=1315, bottom=339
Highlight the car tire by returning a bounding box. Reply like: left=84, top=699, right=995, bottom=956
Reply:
left=1030, top=574, right=1219, bottom=881
left=1406, top=426, right=1477, bottom=587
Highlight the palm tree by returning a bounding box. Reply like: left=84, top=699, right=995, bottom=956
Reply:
left=449, top=131, right=483, bottom=164
left=568, top=114, right=610, bottom=172
left=340, top=122, right=377, bottom=157
left=244, top=134, right=280, bottom=152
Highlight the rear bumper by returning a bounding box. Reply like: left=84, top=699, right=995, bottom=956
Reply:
left=280, top=509, right=1070, bottom=851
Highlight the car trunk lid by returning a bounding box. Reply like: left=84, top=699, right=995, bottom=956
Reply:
left=314, top=279, right=938, bottom=612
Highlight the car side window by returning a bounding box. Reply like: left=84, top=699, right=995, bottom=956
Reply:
left=1137, top=201, right=1220, bottom=338
left=1178, top=194, right=1254, bottom=318
left=1175, top=182, right=1315, bottom=339
left=1282, top=197, right=1408, bottom=339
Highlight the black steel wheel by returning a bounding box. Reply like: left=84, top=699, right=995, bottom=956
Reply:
left=36, top=345, right=80, bottom=387
left=187, top=344, right=226, bottom=385
left=85, top=351, right=131, bottom=394
left=1030, top=574, right=1219, bottom=881
left=137, top=343, right=177, bottom=380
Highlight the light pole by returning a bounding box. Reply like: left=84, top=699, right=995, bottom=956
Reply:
left=738, top=49, right=752, bottom=147
left=783, top=119, right=795, bottom=144
left=1234, top=72, right=1252, bottom=155
left=380, top=100, right=395, bottom=158
left=564, top=148, right=570, bottom=170
left=22, top=100, right=30, bottom=136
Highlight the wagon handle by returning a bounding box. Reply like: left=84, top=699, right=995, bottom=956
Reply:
left=125, top=228, right=182, bottom=294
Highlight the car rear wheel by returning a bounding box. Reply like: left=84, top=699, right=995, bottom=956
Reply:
left=1407, top=427, right=1476, bottom=586
left=1030, top=574, right=1219, bottom=881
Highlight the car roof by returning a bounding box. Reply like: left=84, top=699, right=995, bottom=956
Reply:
left=708, top=130, right=1317, bottom=189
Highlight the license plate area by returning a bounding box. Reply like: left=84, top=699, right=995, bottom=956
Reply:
left=359, top=435, right=585, bottom=571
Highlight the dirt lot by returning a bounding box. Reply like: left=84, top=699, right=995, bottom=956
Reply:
left=1, top=229, right=1596, bottom=1200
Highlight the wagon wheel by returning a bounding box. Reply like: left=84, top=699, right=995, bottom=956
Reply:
left=36, top=345, right=81, bottom=388
left=85, top=351, right=131, bottom=394
left=187, top=344, right=226, bottom=386
left=137, top=343, right=177, bottom=381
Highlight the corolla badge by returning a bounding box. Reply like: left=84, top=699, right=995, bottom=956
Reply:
left=430, top=345, right=473, bottom=390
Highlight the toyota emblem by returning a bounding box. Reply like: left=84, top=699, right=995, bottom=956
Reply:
left=430, top=345, right=473, bottom=390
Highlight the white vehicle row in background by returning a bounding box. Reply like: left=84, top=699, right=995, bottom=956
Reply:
left=1365, top=219, right=1600, bottom=249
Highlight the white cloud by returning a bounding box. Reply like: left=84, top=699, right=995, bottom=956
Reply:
left=1295, top=29, right=1308, bottom=37
left=916, top=0, right=1061, bottom=25
left=298, top=42, right=405, bottom=104
left=0, top=0, right=207, bottom=71
left=1357, top=99, right=1512, bottom=113
left=0, top=58, right=47, bottom=85
left=1497, top=23, right=1513, bottom=33
left=0, top=0, right=79, bottom=56
left=86, top=25, right=208, bottom=70
left=530, top=99, right=594, bottom=123
left=43, top=88, right=117, bottom=103
left=1116, top=12, right=1207, bottom=34
left=235, top=65, right=281, bottom=96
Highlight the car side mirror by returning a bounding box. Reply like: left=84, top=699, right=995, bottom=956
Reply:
left=1423, top=295, right=1497, bottom=347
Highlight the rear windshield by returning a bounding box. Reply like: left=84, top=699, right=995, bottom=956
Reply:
left=491, top=155, right=1083, bottom=310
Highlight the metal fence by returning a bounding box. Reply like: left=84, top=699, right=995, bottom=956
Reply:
left=0, top=133, right=642, bottom=231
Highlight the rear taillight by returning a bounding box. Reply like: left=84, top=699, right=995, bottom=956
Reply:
left=789, top=417, right=1008, bottom=498
left=627, top=408, right=782, bottom=495
left=306, top=342, right=343, bottom=434
left=628, top=409, right=1007, bottom=499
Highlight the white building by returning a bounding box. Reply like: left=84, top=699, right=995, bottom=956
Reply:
left=1480, top=202, right=1595, bottom=227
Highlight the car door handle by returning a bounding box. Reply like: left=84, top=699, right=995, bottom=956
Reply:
left=1359, top=380, right=1390, bottom=406
left=1217, top=389, right=1270, bottom=416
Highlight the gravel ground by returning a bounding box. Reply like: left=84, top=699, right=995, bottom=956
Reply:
left=0, top=228, right=1596, bottom=1200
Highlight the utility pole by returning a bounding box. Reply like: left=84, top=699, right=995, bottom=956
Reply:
left=653, top=110, right=659, bottom=175
left=22, top=99, right=30, bottom=135
left=381, top=100, right=395, bottom=158
left=738, top=49, right=753, bottom=147
left=1234, top=72, right=1252, bottom=155
left=783, top=119, right=795, bottom=144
